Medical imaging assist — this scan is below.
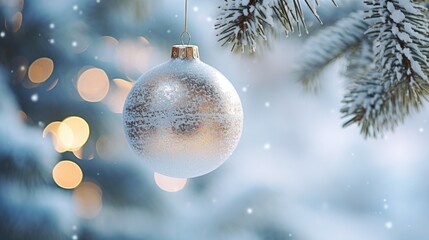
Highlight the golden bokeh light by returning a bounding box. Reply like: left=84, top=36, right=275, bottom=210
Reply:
left=43, top=121, right=68, bottom=153
left=73, top=147, right=95, bottom=160
left=96, top=36, right=119, bottom=62
left=52, top=160, right=83, bottom=189
left=5, top=11, right=22, bottom=32
left=138, top=36, right=150, bottom=45
left=101, top=36, right=119, bottom=45
left=18, top=110, right=28, bottom=122
left=43, top=116, right=90, bottom=153
left=104, top=78, right=133, bottom=113
left=46, top=78, right=59, bottom=91
left=61, top=116, right=90, bottom=150
left=77, top=68, right=109, bottom=102
left=73, top=148, right=84, bottom=160
left=68, top=21, right=91, bottom=54
left=73, top=181, right=103, bottom=219
left=58, top=122, right=74, bottom=149
left=116, top=37, right=151, bottom=79
left=28, top=57, right=54, bottom=84
left=154, top=172, right=187, bottom=192
left=95, top=135, right=117, bottom=160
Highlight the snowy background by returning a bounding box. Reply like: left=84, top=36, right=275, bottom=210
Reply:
left=1, top=0, right=429, bottom=239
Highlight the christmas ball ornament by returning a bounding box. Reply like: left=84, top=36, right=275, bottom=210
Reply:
left=123, top=45, right=243, bottom=178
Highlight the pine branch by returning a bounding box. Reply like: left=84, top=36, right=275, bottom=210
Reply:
left=215, top=0, right=337, bottom=53
left=295, top=11, right=368, bottom=91
left=215, top=0, right=273, bottom=53
left=341, top=0, right=429, bottom=137
left=0, top=72, right=56, bottom=187
left=365, top=0, right=429, bottom=113
left=343, top=38, right=374, bottom=81
left=341, top=70, right=405, bottom=138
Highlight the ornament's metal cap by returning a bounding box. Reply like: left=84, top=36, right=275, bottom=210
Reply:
left=171, top=45, right=199, bottom=60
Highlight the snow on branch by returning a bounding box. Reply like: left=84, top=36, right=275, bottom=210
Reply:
left=215, top=0, right=272, bottom=53
left=0, top=71, right=56, bottom=186
left=216, top=0, right=429, bottom=137
left=344, top=38, right=374, bottom=81
left=340, top=0, right=429, bottom=137
left=215, top=0, right=337, bottom=53
left=341, top=70, right=405, bottom=138
left=295, top=11, right=368, bottom=91
left=365, top=0, right=429, bottom=113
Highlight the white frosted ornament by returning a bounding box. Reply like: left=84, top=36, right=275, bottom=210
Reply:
left=123, top=45, right=243, bottom=178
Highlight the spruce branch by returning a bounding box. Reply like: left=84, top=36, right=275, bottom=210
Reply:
left=344, top=38, right=374, bottom=81
left=216, top=0, right=429, bottom=138
left=341, top=0, right=429, bottom=137
left=341, top=70, right=405, bottom=138
left=365, top=0, right=429, bottom=113
left=295, top=11, right=368, bottom=91
left=215, top=0, right=272, bottom=53
left=215, top=0, right=337, bottom=53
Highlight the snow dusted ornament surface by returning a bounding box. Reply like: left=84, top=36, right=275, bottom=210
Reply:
left=123, top=45, right=243, bottom=178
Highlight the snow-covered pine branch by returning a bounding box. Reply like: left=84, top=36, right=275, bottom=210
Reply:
left=341, top=70, right=405, bottom=138
left=216, top=0, right=429, bottom=137
left=215, top=0, right=273, bottom=53
left=364, top=0, right=429, bottom=114
left=296, top=0, right=429, bottom=137
left=295, top=11, right=368, bottom=91
left=0, top=72, right=57, bottom=187
left=339, top=0, right=429, bottom=137
left=215, top=0, right=337, bottom=53
left=343, top=38, right=374, bottom=81
left=341, top=39, right=376, bottom=136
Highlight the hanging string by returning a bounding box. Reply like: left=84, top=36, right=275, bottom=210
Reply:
left=184, top=0, right=188, bottom=33
left=180, top=0, right=191, bottom=45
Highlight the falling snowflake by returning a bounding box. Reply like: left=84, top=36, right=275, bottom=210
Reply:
left=264, top=143, right=271, bottom=150
left=265, top=102, right=270, bottom=108
left=385, top=221, right=393, bottom=229
left=31, top=94, right=38, bottom=102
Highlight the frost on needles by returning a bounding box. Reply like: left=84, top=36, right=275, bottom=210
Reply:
left=216, top=0, right=429, bottom=138
left=215, top=0, right=337, bottom=53
left=342, top=0, right=429, bottom=137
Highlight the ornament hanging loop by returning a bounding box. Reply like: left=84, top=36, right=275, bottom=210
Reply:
left=180, top=0, right=191, bottom=45
left=180, top=31, right=191, bottom=45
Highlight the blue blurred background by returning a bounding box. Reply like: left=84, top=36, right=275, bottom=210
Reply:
left=1, top=0, right=428, bottom=239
